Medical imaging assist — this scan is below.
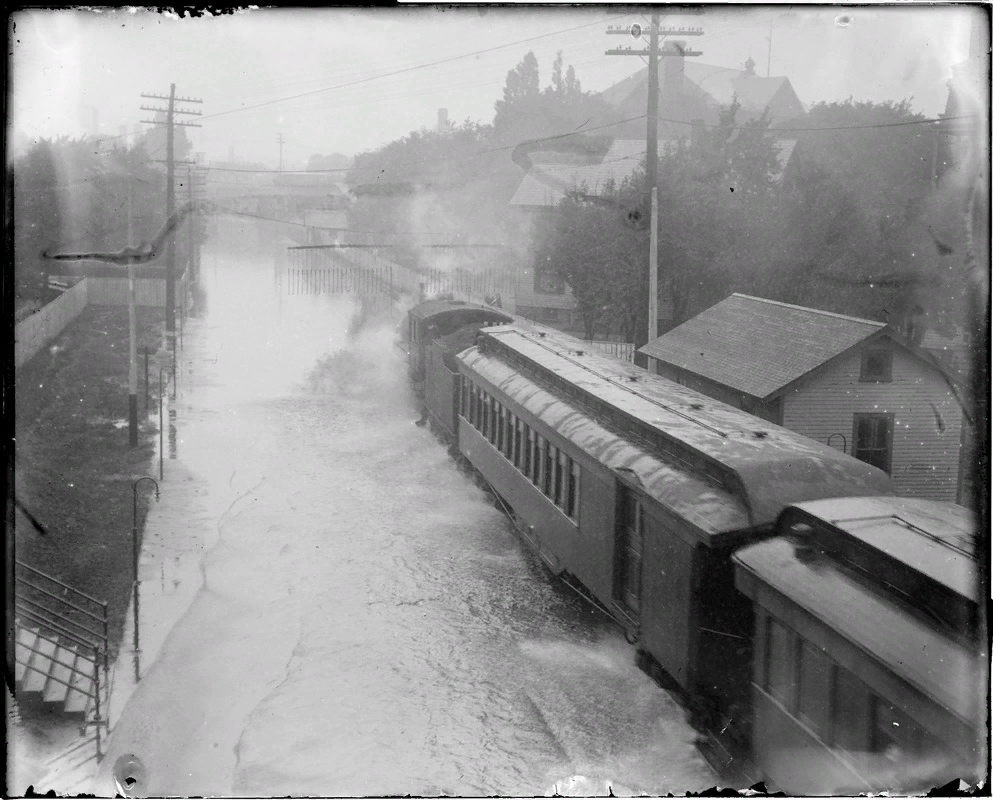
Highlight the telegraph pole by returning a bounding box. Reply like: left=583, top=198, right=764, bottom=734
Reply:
left=277, top=133, right=285, bottom=171
left=607, top=17, right=702, bottom=362
left=140, top=86, right=201, bottom=358
left=127, top=163, right=138, bottom=446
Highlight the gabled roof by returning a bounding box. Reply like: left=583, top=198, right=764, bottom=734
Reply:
left=601, top=60, right=805, bottom=129
left=509, top=140, right=669, bottom=209
left=462, top=324, right=893, bottom=536
left=638, top=293, right=888, bottom=400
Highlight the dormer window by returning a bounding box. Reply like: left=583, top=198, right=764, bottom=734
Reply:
left=860, top=347, right=892, bottom=382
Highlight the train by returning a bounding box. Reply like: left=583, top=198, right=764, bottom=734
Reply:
left=401, top=298, right=985, bottom=792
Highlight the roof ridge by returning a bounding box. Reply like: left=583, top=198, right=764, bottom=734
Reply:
left=730, top=293, right=886, bottom=328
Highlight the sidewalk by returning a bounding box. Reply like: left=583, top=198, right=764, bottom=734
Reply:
left=25, top=370, right=219, bottom=795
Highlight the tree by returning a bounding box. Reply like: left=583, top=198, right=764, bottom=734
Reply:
left=767, top=99, right=967, bottom=337
left=12, top=137, right=168, bottom=313
left=13, top=138, right=65, bottom=309
left=492, top=51, right=613, bottom=146
left=530, top=101, right=787, bottom=341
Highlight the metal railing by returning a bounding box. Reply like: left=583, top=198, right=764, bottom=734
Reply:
left=13, top=561, right=109, bottom=758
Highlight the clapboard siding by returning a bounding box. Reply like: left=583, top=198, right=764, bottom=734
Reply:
left=655, top=364, right=781, bottom=424
left=781, top=345, right=963, bottom=501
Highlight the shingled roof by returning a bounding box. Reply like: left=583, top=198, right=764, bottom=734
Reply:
left=638, top=294, right=888, bottom=400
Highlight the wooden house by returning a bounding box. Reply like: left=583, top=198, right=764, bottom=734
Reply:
left=638, top=294, right=969, bottom=502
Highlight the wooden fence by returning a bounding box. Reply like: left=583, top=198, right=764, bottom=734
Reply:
left=15, top=281, right=89, bottom=368
left=15, top=274, right=186, bottom=369
left=86, top=275, right=186, bottom=308
left=585, top=340, right=635, bottom=362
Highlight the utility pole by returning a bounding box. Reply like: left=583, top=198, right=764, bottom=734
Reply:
left=277, top=133, right=285, bottom=171
left=140, top=86, right=201, bottom=359
left=127, top=163, right=138, bottom=446
left=767, top=23, right=773, bottom=77
left=607, top=18, right=703, bottom=366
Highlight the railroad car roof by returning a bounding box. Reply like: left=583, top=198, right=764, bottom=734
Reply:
left=465, top=325, right=893, bottom=527
left=785, top=497, right=976, bottom=599
left=460, top=346, right=751, bottom=538
left=734, top=536, right=982, bottom=729
left=408, top=299, right=508, bottom=321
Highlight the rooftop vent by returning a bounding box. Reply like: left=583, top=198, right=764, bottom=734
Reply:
left=753, top=430, right=769, bottom=439
left=690, top=403, right=704, bottom=410
left=628, top=375, right=640, bottom=382
left=575, top=350, right=586, bottom=356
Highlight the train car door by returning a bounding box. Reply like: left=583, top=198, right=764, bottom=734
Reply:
left=614, top=483, right=644, bottom=620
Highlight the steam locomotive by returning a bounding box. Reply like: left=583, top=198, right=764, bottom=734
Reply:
left=403, top=299, right=984, bottom=792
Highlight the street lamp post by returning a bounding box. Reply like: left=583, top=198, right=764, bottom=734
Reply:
left=131, top=476, right=159, bottom=683
left=158, top=366, right=174, bottom=480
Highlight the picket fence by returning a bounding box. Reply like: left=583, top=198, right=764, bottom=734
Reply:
left=15, top=275, right=185, bottom=369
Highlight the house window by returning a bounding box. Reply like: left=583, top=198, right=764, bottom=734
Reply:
left=534, top=258, right=565, bottom=295
left=860, top=347, right=893, bottom=382
left=853, top=413, right=893, bottom=474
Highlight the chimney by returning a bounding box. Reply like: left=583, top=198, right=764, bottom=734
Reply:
left=661, top=40, right=686, bottom=100
left=743, top=56, right=756, bottom=76
left=437, top=108, right=449, bottom=133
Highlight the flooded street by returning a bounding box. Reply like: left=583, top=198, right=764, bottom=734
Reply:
left=97, top=217, right=714, bottom=796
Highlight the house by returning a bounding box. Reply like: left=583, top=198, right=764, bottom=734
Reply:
left=638, top=293, right=968, bottom=502
left=508, top=145, right=639, bottom=331
left=509, top=48, right=804, bottom=331
left=598, top=50, right=806, bottom=140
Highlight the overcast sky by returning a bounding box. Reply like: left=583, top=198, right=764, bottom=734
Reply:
left=9, top=5, right=980, bottom=169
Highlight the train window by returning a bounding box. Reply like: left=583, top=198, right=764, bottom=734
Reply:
left=544, top=443, right=555, bottom=497
left=463, top=379, right=471, bottom=421
left=489, top=397, right=498, bottom=446
left=870, top=697, right=924, bottom=758
left=555, top=450, right=567, bottom=508
left=524, top=428, right=534, bottom=480
left=480, top=391, right=488, bottom=437
left=476, top=389, right=485, bottom=433
left=766, top=617, right=795, bottom=709
left=832, top=666, right=871, bottom=753
left=567, top=459, right=580, bottom=521
left=534, top=435, right=544, bottom=487
left=797, top=640, right=833, bottom=738
left=514, top=419, right=524, bottom=469
left=497, top=404, right=505, bottom=450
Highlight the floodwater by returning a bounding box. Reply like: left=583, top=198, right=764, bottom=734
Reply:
left=96, top=217, right=715, bottom=796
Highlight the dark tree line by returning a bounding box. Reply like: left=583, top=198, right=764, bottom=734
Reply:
left=533, top=98, right=971, bottom=344
left=12, top=131, right=204, bottom=315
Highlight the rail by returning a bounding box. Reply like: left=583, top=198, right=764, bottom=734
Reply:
left=14, top=560, right=109, bottom=759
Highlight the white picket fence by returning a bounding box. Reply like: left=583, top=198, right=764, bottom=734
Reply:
left=14, top=281, right=89, bottom=368
left=15, top=275, right=185, bottom=368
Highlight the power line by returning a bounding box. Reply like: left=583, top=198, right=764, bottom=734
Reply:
left=201, top=114, right=647, bottom=177
left=197, top=15, right=624, bottom=122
